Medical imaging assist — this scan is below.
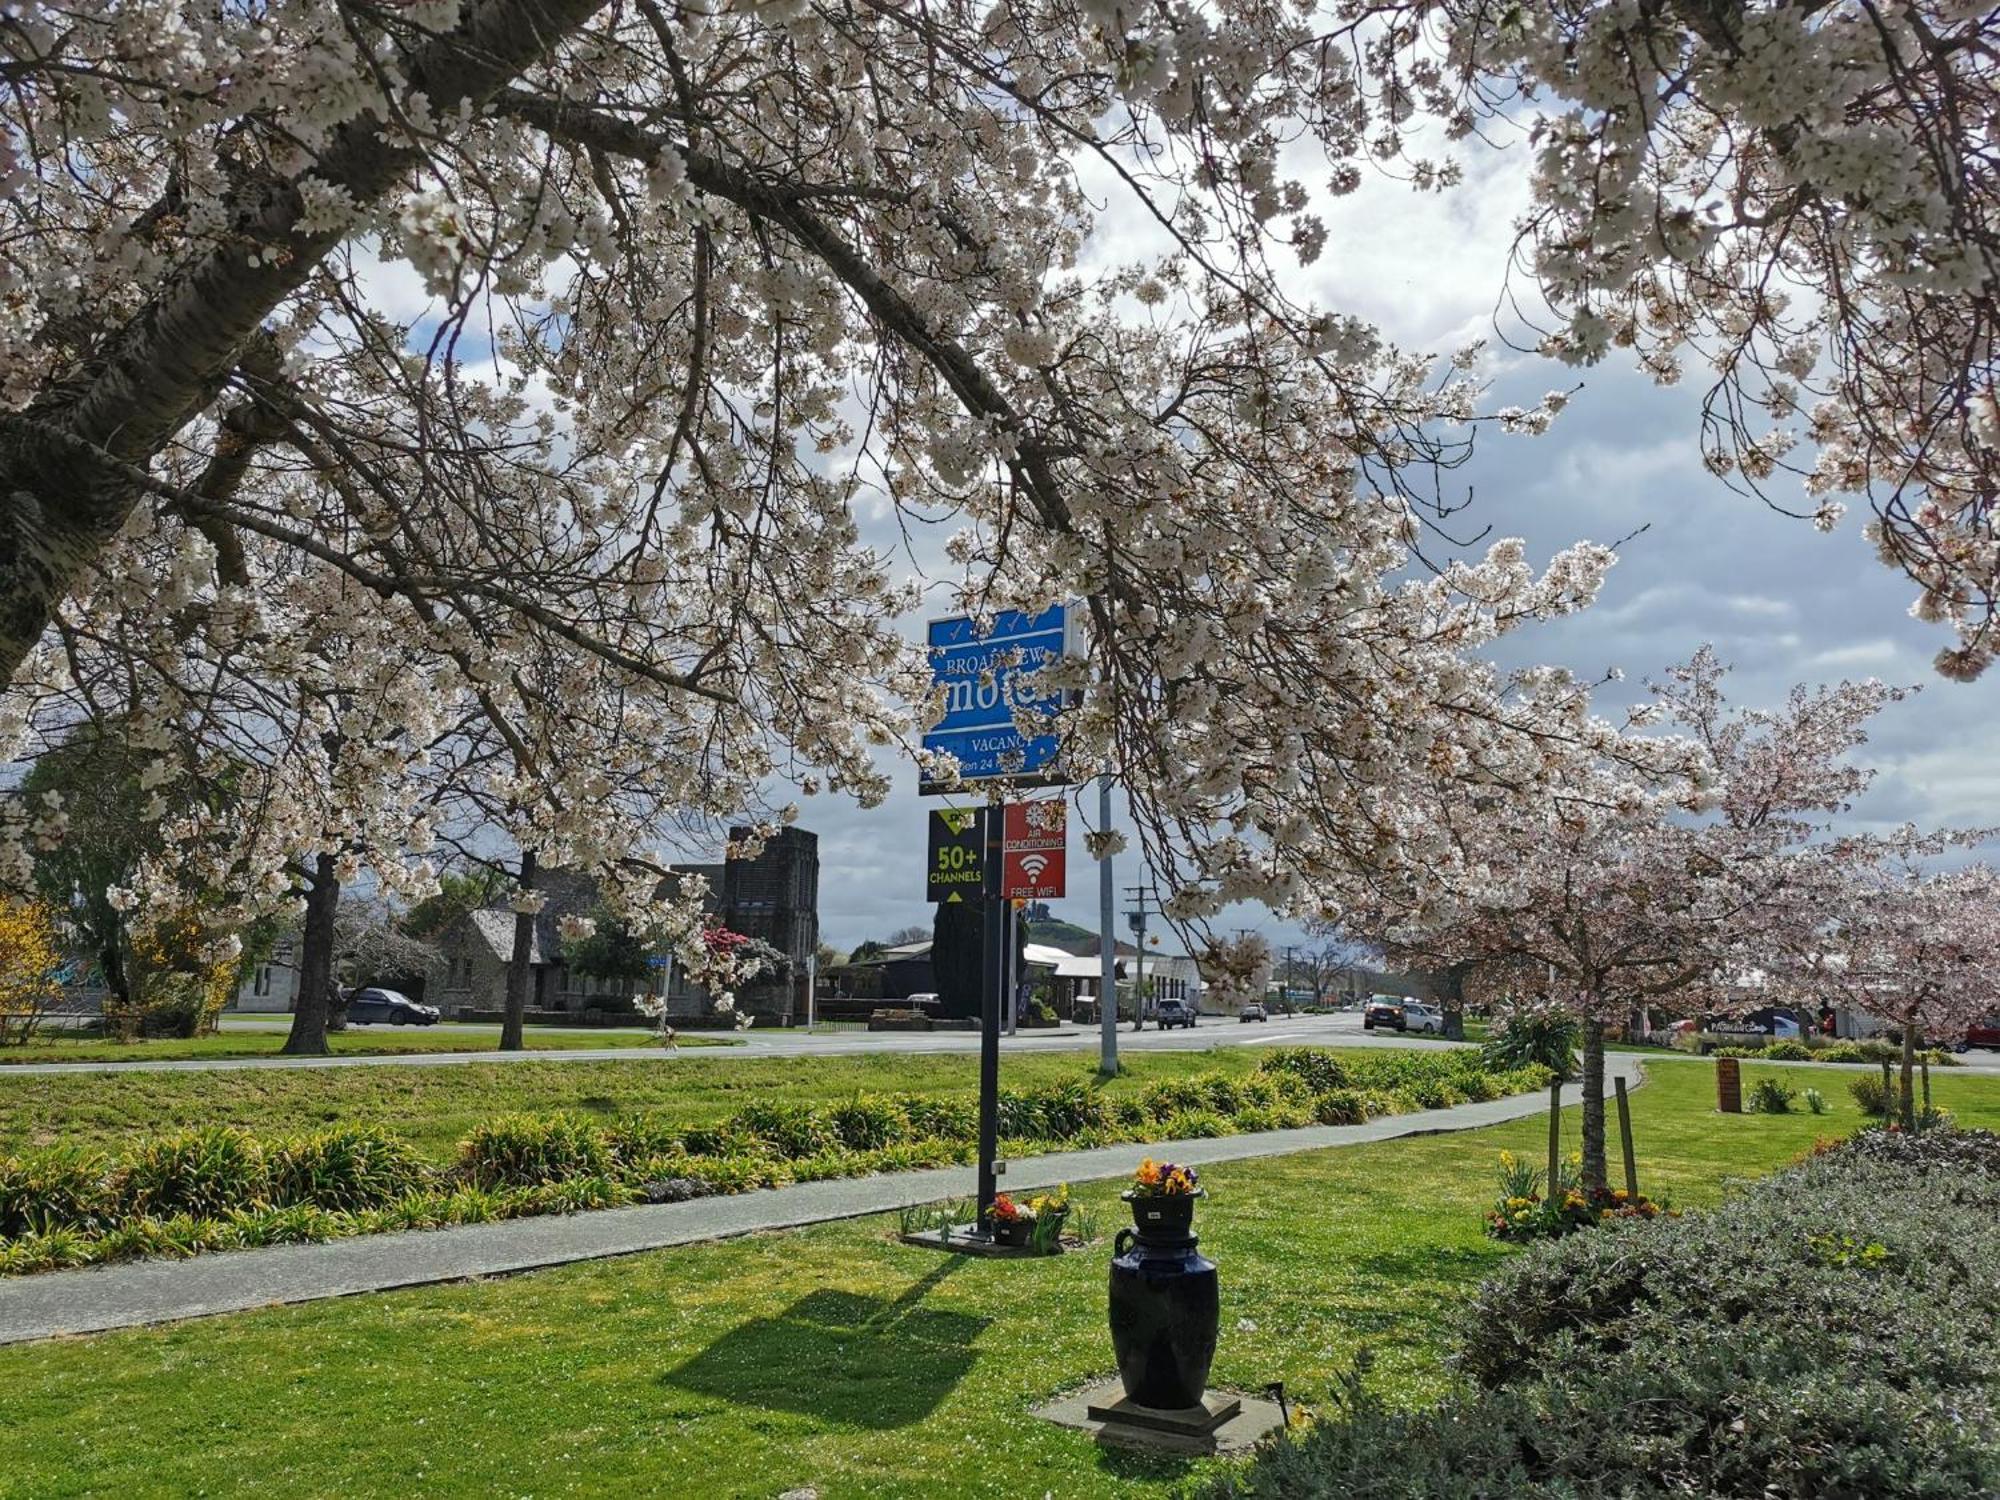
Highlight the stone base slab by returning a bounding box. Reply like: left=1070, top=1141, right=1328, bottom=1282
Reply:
left=1036, top=1377, right=1284, bottom=1456
left=898, top=1226, right=1044, bottom=1259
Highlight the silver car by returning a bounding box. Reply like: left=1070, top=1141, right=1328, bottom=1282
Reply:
left=1399, top=1002, right=1446, bottom=1036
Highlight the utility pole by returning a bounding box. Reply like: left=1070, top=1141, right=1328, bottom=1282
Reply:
left=1125, top=884, right=1157, bottom=1031
left=1096, top=775, right=1118, bottom=1076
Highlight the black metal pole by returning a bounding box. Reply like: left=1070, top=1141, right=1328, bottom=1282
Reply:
left=975, top=804, right=1003, bottom=1234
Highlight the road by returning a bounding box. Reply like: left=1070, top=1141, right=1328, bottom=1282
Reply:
left=5, top=1011, right=1451, bottom=1076
left=7, top=1010, right=1996, bottom=1077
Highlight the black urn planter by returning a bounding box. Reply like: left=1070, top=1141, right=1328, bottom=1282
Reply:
left=1109, top=1193, right=1218, bottom=1409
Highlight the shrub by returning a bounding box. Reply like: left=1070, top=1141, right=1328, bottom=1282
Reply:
left=606, top=1113, right=684, bottom=1161
left=1138, top=1075, right=1216, bottom=1121
left=120, top=1126, right=269, bottom=1218
left=1761, top=1040, right=1812, bottom=1061
left=1159, top=1108, right=1232, bottom=1140
left=0, top=1224, right=95, bottom=1275
left=999, top=1081, right=1111, bottom=1141
left=502, top=1176, right=633, bottom=1218
left=728, top=1101, right=836, bottom=1158
left=1747, top=1076, right=1797, bottom=1114
left=1803, top=1087, right=1828, bottom=1115
left=1850, top=1074, right=1893, bottom=1117
left=1190, top=1071, right=1244, bottom=1116
left=266, top=1126, right=428, bottom=1211
left=225, top=1202, right=349, bottom=1248
left=664, top=1152, right=787, bottom=1193
left=1233, top=1101, right=1314, bottom=1134
left=1233, top=1074, right=1281, bottom=1110
left=1214, top=1130, right=2000, bottom=1500
left=1457, top=1073, right=1501, bottom=1103
left=458, top=1113, right=610, bottom=1188
left=826, top=1095, right=910, bottom=1152
left=1312, top=1089, right=1370, bottom=1126
left=1257, top=1048, right=1351, bottom=1094
left=1819, top=1042, right=1870, bottom=1063
left=1404, top=1079, right=1464, bottom=1110
left=900, top=1094, right=977, bottom=1140
left=0, top=1147, right=116, bottom=1237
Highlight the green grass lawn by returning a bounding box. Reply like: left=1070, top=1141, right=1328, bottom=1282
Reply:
left=2, top=1063, right=1994, bottom=1499
left=0, top=1022, right=723, bottom=1067
left=0, top=1045, right=1292, bottom=1157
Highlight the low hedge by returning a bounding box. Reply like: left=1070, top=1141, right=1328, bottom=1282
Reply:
left=1699, top=1036, right=1957, bottom=1066
left=1209, top=1128, right=2000, bottom=1500
left=0, top=1049, right=1549, bottom=1276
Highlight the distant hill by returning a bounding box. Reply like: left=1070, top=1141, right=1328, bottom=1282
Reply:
left=1025, top=918, right=1138, bottom=957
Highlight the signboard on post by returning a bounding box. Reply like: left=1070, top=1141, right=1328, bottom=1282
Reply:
left=1000, top=799, right=1067, bottom=900
left=920, top=605, right=1080, bottom=793
left=926, top=808, right=986, bottom=903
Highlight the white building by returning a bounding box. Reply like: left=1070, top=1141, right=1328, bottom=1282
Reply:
left=235, top=937, right=301, bottom=1013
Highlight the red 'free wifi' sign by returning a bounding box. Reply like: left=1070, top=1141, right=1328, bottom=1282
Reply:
left=1000, top=800, right=1067, bottom=899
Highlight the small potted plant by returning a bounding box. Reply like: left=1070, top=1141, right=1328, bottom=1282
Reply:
left=1123, top=1157, right=1202, bottom=1234
left=989, top=1192, right=1033, bottom=1247
left=1026, top=1185, right=1073, bottom=1254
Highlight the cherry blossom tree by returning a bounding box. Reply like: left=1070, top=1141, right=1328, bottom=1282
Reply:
left=1411, top=2, right=2000, bottom=678
left=1, top=0, right=1991, bottom=1028
left=1786, top=857, right=2000, bottom=1128
left=0, top=0, right=1613, bottom=975
left=1329, top=649, right=1910, bottom=1191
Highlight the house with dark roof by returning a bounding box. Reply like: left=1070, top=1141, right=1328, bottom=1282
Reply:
left=431, top=828, right=819, bottom=1026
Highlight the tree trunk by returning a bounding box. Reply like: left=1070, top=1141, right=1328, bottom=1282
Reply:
left=500, top=848, right=538, bottom=1052
left=1900, top=1020, right=1918, bottom=1130
left=1439, top=964, right=1468, bottom=1041
left=99, top=940, right=129, bottom=1006
left=1580, top=1019, right=1608, bottom=1193
left=281, top=853, right=340, bottom=1056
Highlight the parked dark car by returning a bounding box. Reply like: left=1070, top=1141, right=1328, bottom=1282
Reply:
left=344, top=987, right=440, bottom=1026
left=1362, top=999, right=1405, bottom=1031
left=1959, top=1016, right=2000, bottom=1051
left=1154, top=999, right=1197, bottom=1030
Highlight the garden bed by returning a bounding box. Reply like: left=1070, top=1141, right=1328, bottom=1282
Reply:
left=0, top=1048, right=1548, bottom=1276
left=1211, top=1127, right=2000, bottom=1500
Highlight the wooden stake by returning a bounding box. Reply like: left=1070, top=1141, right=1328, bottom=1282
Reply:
left=1546, top=1077, right=1563, bottom=1192
left=1614, top=1076, right=1639, bottom=1199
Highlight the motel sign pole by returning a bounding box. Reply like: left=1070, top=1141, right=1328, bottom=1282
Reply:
left=975, top=801, right=1004, bottom=1234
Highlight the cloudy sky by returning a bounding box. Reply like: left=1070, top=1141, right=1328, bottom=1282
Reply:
left=801, top=139, right=2000, bottom=955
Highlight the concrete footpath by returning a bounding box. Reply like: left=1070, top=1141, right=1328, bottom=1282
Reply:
left=0, top=1058, right=1645, bottom=1346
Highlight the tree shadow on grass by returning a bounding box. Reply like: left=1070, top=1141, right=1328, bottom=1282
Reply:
left=1334, top=1243, right=1499, bottom=1285
left=660, top=1260, right=987, bottom=1429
